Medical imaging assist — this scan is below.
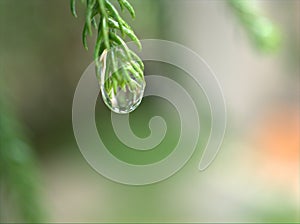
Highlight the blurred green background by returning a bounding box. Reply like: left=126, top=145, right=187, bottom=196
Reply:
left=0, top=0, right=299, bottom=222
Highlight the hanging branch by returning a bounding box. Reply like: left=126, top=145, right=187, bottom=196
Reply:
left=70, top=0, right=144, bottom=94
left=228, top=0, right=281, bottom=53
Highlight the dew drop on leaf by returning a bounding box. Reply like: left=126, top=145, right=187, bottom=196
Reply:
left=97, top=49, right=145, bottom=114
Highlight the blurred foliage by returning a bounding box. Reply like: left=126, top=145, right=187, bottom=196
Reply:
left=228, top=0, right=281, bottom=53
left=0, top=89, right=45, bottom=222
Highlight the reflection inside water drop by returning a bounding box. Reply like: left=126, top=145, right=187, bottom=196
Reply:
left=101, top=76, right=145, bottom=114
left=97, top=49, right=145, bottom=114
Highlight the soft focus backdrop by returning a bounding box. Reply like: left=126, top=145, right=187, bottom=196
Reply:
left=0, top=0, right=299, bottom=222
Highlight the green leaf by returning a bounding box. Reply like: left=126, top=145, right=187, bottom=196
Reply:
left=105, top=0, right=125, bottom=36
left=102, top=17, right=110, bottom=49
left=107, top=18, right=141, bottom=49
left=112, top=77, right=118, bottom=94
left=118, top=0, right=135, bottom=18
left=130, top=50, right=144, bottom=70
left=98, top=0, right=108, bottom=18
left=70, top=0, right=77, bottom=17
left=86, top=0, right=96, bottom=35
left=92, top=17, right=98, bottom=29
left=94, top=34, right=102, bottom=63
left=82, top=23, right=89, bottom=50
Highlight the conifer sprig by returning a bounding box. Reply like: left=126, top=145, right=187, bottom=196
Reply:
left=71, top=0, right=144, bottom=94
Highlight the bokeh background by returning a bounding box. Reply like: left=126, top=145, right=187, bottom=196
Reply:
left=0, top=0, right=299, bottom=222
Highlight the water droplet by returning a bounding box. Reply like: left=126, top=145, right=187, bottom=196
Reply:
left=97, top=49, right=145, bottom=114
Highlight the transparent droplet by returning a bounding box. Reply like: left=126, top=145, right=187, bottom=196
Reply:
left=97, top=49, right=145, bottom=114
